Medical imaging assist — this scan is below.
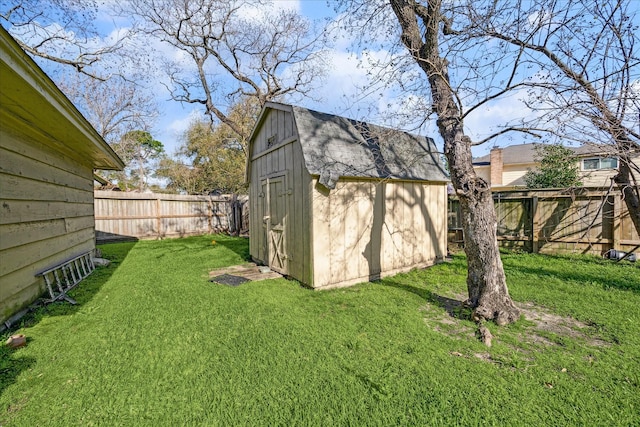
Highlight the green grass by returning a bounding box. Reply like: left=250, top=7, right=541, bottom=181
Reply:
left=1, top=235, right=639, bottom=426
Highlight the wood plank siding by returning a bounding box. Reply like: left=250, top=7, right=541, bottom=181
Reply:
left=0, top=128, right=96, bottom=321
left=0, top=27, right=123, bottom=324
left=248, top=106, right=314, bottom=285
left=311, top=179, right=446, bottom=289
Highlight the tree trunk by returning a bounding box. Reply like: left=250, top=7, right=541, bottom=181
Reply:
left=390, top=0, right=519, bottom=324
left=614, top=149, right=640, bottom=239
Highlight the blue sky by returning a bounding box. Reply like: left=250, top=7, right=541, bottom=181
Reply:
left=12, top=0, right=636, bottom=161
left=82, top=0, right=507, bottom=158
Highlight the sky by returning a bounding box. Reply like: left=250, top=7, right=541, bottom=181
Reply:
left=82, top=0, right=516, bottom=159
left=7, top=0, right=636, bottom=161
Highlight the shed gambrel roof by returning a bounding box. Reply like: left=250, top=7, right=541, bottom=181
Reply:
left=252, top=102, right=449, bottom=188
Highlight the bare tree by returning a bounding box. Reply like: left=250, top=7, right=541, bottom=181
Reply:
left=0, top=0, right=131, bottom=80
left=336, top=0, right=639, bottom=326
left=460, top=0, right=640, bottom=237
left=385, top=0, right=520, bottom=325
left=123, top=0, right=329, bottom=140
left=336, top=0, right=520, bottom=326
left=58, top=74, right=159, bottom=143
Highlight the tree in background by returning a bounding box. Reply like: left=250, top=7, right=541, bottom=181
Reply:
left=58, top=75, right=160, bottom=188
left=111, top=130, right=165, bottom=191
left=158, top=97, right=259, bottom=195
left=58, top=75, right=159, bottom=144
left=124, top=0, right=328, bottom=141
left=524, top=144, right=582, bottom=189
left=1, top=0, right=133, bottom=80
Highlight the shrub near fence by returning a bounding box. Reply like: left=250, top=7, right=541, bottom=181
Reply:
left=94, top=191, right=248, bottom=243
left=448, top=187, right=640, bottom=255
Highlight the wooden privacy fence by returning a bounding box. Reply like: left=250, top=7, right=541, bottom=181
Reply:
left=448, top=188, right=640, bottom=255
left=94, top=191, right=248, bottom=243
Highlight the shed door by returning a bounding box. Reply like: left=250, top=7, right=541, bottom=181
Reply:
left=261, top=175, right=288, bottom=275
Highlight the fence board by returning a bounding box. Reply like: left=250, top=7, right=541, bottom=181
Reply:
left=448, top=188, right=640, bottom=255
left=94, top=191, right=248, bottom=243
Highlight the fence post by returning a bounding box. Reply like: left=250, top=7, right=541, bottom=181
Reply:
left=155, top=195, right=162, bottom=239
left=229, top=194, right=241, bottom=236
left=613, top=194, right=621, bottom=251
left=530, top=196, right=539, bottom=253
left=207, top=197, right=213, bottom=234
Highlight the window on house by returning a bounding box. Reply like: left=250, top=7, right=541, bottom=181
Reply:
left=582, top=157, right=618, bottom=170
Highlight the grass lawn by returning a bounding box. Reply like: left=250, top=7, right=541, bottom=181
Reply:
left=1, top=235, right=639, bottom=426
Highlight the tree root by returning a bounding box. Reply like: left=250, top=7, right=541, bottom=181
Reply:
left=476, top=320, right=493, bottom=347
left=473, top=302, right=520, bottom=326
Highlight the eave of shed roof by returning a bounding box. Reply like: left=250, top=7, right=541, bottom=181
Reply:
left=0, top=27, right=124, bottom=170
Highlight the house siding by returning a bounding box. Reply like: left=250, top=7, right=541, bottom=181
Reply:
left=502, top=165, right=529, bottom=187
left=0, top=127, right=96, bottom=322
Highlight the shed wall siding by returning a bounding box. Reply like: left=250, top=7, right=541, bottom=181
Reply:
left=249, top=108, right=313, bottom=284
left=0, top=128, right=95, bottom=322
left=311, top=179, right=447, bottom=289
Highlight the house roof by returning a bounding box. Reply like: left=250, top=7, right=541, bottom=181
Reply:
left=473, top=143, right=618, bottom=165
left=0, top=27, right=124, bottom=170
left=253, top=102, right=449, bottom=188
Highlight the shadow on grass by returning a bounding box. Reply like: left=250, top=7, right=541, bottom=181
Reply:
left=1, top=243, right=136, bottom=355
left=0, top=241, right=136, bottom=397
left=11, top=241, right=135, bottom=323
left=215, top=235, right=251, bottom=261
left=0, top=343, right=36, bottom=400
left=380, top=279, right=470, bottom=320
left=502, top=253, right=640, bottom=293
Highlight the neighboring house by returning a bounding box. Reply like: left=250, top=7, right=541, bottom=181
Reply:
left=247, top=102, right=449, bottom=290
left=0, top=27, right=124, bottom=324
left=473, top=143, right=637, bottom=188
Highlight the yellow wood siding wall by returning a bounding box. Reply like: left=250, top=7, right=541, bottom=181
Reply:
left=0, top=128, right=95, bottom=322
left=311, top=179, right=447, bottom=289
left=249, top=108, right=313, bottom=284
left=475, top=165, right=490, bottom=183
left=580, top=169, right=619, bottom=187
left=502, top=165, right=529, bottom=187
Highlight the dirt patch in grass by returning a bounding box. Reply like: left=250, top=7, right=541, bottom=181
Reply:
left=517, top=302, right=609, bottom=347
left=421, top=294, right=609, bottom=348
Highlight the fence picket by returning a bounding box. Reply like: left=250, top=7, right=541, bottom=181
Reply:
left=94, top=191, right=248, bottom=243
left=448, top=188, right=640, bottom=254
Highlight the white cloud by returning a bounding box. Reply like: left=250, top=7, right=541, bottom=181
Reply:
left=240, top=0, right=301, bottom=20
left=159, top=108, right=206, bottom=155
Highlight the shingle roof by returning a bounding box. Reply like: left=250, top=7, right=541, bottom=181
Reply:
left=288, top=105, right=449, bottom=188
left=473, top=144, right=539, bottom=165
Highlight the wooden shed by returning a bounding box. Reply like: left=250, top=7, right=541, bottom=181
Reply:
left=0, top=27, right=124, bottom=324
left=247, top=102, right=449, bottom=289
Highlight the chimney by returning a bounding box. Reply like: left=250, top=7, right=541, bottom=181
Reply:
left=490, top=148, right=503, bottom=186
